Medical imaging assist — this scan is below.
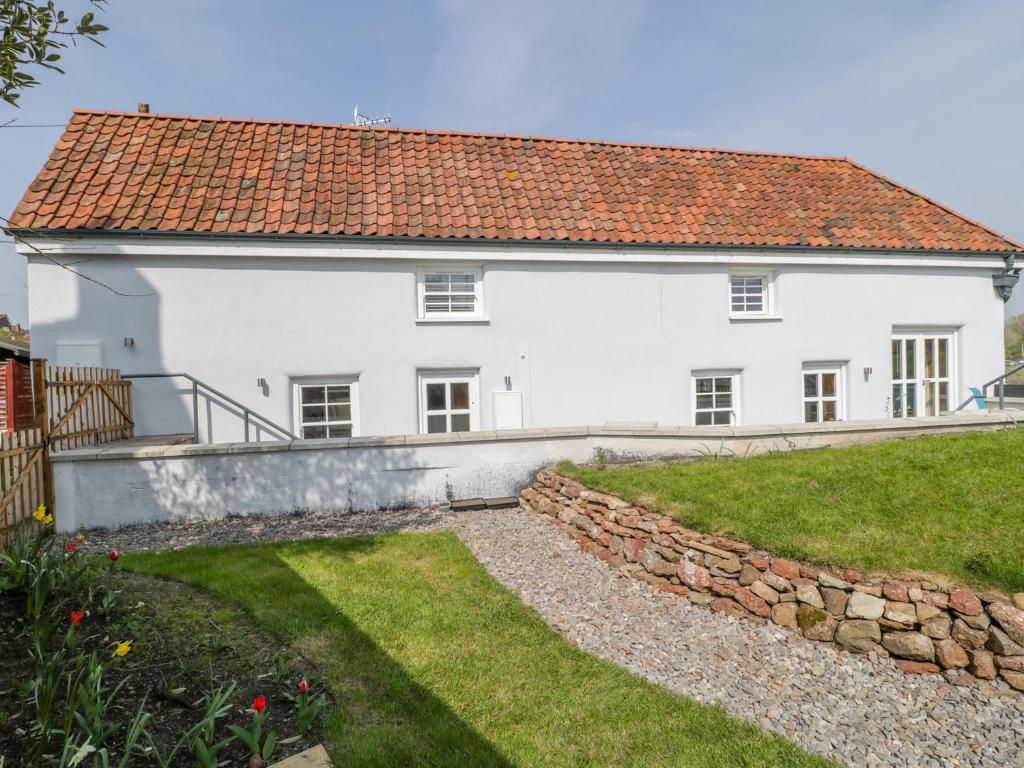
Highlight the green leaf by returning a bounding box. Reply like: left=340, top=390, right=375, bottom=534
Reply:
left=262, top=731, right=278, bottom=760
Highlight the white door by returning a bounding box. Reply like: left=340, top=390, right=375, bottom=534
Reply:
left=418, top=372, right=480, bottom=434
left=891, top=333, right=954, bottom=417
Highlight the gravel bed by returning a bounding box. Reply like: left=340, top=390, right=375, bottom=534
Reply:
left=70, top=507, right=459, bottom=553
left=70, top=508, right=1024, bottom=767
left=454, top=509, right=1024, bottom=768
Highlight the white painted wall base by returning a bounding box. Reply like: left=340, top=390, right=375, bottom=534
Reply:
left=51, top=413, right=1023, bottom=532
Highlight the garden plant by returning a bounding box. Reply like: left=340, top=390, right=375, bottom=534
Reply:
left=0, top=510, right=326, bottom=767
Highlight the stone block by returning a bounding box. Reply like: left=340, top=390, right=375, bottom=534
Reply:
left=821, top=587, right=849, bottom=617
left=797, top=605, right=837, bottom=642
left=883, top=601, right=916, bottom=627
left=968, top=650, right=997, bottom=680
left=881, top=631, right=934, bottom=662
left=750, top=580, right=780, bottom=605
left=738, top=563, right=761, bottom=586
left=948, top=588, right=983, bottom=616
left=934, top=638, right=969, bottom=669
left=770, top=558, right=801, bottom=580
left=734, top=587, right=772, bottom=618
left=760, top=569, right=792, bottom=593
left=920, top=614, right=952, bottom=640
left=771, top=602, right=798, bottom=628
left=835, top=620, right=882, bottom=653
left=952, top=619, right=988, bottom=650
left=846, top=592, right=885, bottom=620
left=988, top=602, right=1024, bottom=646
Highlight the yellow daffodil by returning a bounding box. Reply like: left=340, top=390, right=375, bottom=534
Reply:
left=42, top=513, right=54, bottom=525
left=33, top=504, right=47, bottom=522
left=113, top=640, right=132, bottom=658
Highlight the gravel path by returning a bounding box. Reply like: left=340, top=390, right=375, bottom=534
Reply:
left=75, top=509, right=1024, bottom=767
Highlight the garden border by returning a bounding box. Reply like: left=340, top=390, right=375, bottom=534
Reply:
left=521, top=469, right=1024, bottom=691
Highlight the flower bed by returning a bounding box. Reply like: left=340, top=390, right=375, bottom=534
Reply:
left=522, top=470, right=1024, bottom=691
left=0, top=510, right=327, bottom=767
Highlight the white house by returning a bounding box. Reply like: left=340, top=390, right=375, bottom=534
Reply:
left=7, top=109, right=1021, bottom=443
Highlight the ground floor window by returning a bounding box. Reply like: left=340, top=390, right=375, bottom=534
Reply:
left=293, top=379, right=358, bottom=439
left=892, top=331, right=954, bottom=418
left=692, top=372, right=739, bottom=425
left=802, top=365, right=843, bottom=423
left=419, top=371, right=479, bottom=434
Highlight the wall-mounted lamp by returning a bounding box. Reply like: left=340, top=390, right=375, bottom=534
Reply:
left=257, top=377, right=268, bottom=396
left=863, top=366, right=873, bottom=381
left=123, top=337, right=134, bottom=348
left=504, top=374, right=512, bottom=391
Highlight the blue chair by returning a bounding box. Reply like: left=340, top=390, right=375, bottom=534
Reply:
left=968, top=387, right=988, bottom=410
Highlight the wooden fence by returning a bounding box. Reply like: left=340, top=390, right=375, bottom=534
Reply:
left=44, top=364, right=135, bottom=452
left=0, top=427, right=45, bottom=546
left=0, top=359, right=34, bottom=433
left=0, top=361, right=134, bottom=545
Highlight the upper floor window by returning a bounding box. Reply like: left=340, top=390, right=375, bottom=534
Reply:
left=417, top=267, right=484, bottom=320
left=729, top=271, right=776, bottom=319
left=293, top=378, right=359, bottom=439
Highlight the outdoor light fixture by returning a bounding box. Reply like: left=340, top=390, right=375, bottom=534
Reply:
left=863, top=367, right=872, bottom=381
left=123, top=337, right=134, bottom=348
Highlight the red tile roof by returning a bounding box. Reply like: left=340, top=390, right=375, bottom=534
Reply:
left=8, top=109, right=1020, bottom=253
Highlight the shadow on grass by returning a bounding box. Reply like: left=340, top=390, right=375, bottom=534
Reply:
left=129, top=536, right=515, bottom=768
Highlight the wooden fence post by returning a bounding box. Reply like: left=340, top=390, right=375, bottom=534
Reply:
left=31, top=358, right=55, bottom=517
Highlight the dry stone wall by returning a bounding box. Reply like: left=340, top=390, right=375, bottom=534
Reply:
left=521, top=470, right=1024, bottom=691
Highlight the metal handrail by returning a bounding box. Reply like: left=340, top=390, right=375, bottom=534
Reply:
left=123, top=372, right=298, bottom=443
left=955, top=361, right=1024, bottom=411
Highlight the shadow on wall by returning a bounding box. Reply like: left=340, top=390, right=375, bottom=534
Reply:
left=124, top=439, right=568, bottom=526
left=38, top=259, right=287, bottom=443
left=136, top=445, right=432, bottom=524
left=134, top=538, right=516, bottom=767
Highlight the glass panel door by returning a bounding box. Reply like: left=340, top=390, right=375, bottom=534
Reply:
left=921, top=336, right=951, bottom=415
left=891, top=337, right=917, bottom=418
left=891, top=333, right=954, bottom=418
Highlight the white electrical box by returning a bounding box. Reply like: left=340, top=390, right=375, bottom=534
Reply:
left=56, top=341, right=103, bottom=367
left=494, top=390, right=523, bottom=430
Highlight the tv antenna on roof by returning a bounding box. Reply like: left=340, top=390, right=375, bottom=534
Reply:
left=352, top=103, right=391, bottom=127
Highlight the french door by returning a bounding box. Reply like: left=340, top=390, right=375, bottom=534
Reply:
left=891, top=332, right=953, bottom=418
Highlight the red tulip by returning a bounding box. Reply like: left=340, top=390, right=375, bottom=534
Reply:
left=65, top=542, right=76, bottom=553
left=297, top=679, right=310, bottom=694
left=252, top=696, right=267, bottom=714
left=109, top=550, right=120, bottom=562
left=70, top=610, right=86, bottom=626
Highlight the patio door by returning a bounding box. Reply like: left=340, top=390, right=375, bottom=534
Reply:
left=891, top=332, right=953, bottom=418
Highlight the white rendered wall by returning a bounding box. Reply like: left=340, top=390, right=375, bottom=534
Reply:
left=51, top=415, right=1023, bottom=531
left=25, top=240, right=1007, bottom=442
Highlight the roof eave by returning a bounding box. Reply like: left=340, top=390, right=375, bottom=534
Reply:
left=4, top=227, right=1020, bottom=260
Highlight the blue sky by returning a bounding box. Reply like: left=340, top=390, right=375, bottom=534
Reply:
left=3, top=0, right=1024, bottom=324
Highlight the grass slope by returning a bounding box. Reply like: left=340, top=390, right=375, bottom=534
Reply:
left=127, top=533, right=829, bottom=768
left=565, top=428, right=1024, bottom=592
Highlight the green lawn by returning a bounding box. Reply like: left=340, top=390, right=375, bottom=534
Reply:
left=127, top=534, right=828, bottom=768
left=564, top=428, right=1024, bottom=593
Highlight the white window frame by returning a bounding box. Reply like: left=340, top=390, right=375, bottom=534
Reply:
left=691, top=370, right=741, bottom=426
left=891, top=329, right=957, bottom=418
left=418, top=370, right=480, bottom=434
left=801, top=363, right=846, bottom=423
left=728, top=271, right=777, bottom=320
left=416, top=266, right=485, bottom=321
left=291, top=377, right=360, bottom=439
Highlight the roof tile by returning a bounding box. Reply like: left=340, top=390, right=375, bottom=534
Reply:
left=7, top=110, right=1019, bottom=253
